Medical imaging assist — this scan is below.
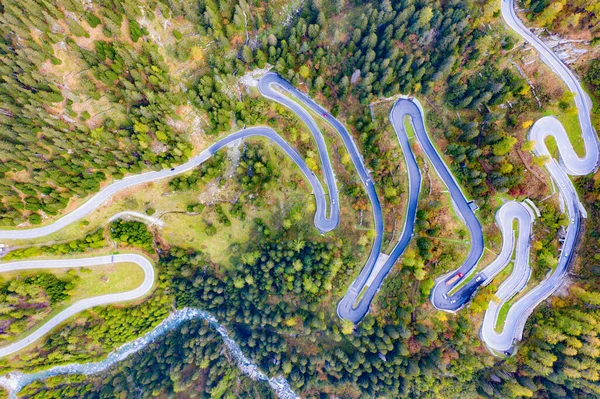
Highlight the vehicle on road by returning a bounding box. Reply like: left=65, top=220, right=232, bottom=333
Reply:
left=170, top=168, right=175, bottom=171
left=445, top=272, right=464, bottom=286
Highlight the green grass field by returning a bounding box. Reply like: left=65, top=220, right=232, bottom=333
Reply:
left=543, top=106, right=585, bottom=157
left=0, top=260, right=147, bottom=345
left=404, top=115, right=416, bottom=139
left=495, top=301, right=511, bottom=333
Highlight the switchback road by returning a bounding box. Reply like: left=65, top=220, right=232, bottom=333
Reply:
left=0, top=13, right=598, bottom=355
left=474, top=0, right=599, bottom=354
left=0, top=126, right=338, bottom=239
left=0, top=73, right=380, bottom=354
left=0, top=254, right=154, bottom=358
left=428, top=0, right=600, bottom=354
left=502, top=0, right=598, bottom=176
left=0, top=95, right=348, bottom=354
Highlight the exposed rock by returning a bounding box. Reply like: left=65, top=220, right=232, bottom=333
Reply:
left=350, top=69, right=361, bottom=85
left=0, top=308, right=300, bottom=399
left=532, top=28, right=590, bottom=65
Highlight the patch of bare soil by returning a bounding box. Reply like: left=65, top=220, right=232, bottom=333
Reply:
left=173, top=105, right=208, bottom=153
left=72, top=20, right=112, bottom=49
left=522, top=60, right=565, bottom=100
left=554, top=274, right=573, bottom=297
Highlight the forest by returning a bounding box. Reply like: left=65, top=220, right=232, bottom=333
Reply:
left=0, top=272, right=74, bottom=341
left=521, top=0, right=600, bottom=37
left=110, top=219, right=154, bottom=251
left=0, top=0, right=599, bottom=398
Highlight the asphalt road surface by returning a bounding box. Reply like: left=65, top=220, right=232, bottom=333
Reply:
left=480, top=116, right=591, bottom=354
left=0, top=254, right=154, bottom=358
left=0, top=124, right=340, bottom=356
left=479, top=202, right=534, bottom=354
left=474, top=0, right=600, bottom=354
left=502, top=0, right=599, bottom=176
left=337, top=99, right=422, bottom=322
left=1, top=8, right=598, bottom=353
left=437, top=0, right=600, bottom=354
left=0, top=72, right=383, bottom=353
left=256, top=74, right=387, bottom=323
left=0, top=126, right=337, bottom=239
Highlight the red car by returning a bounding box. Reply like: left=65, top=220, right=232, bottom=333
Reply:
left=445, top=272, right=464, bottom=286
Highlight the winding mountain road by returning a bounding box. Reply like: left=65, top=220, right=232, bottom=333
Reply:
left=257, top=74, right=387, bottom=323
left=0, top=77, right=351, bottom=355
left=0, top=125, right=338, bottom=240
left=474, top=0, right=599, bottom=354
left=0, top=254, right=154, bottom=358
left=0, top=73, right=379, bottom=355
left=479, top=115, right=589, bottom=353
left=0, top=2, right=598, bottom=357
left=427, top=0, right=599, bottom=354
left=502, top=0, right=598, bottom=176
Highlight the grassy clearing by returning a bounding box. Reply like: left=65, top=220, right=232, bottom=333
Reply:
left=71, top=261, right=146, bottom=300
left=161, top=205, right=275, bottom=267
left=0, top=260, right=146, bottom=346
left=0, top=261, right=146, bottom=301
left=353, top=285, right=370, bottom=307
left=157, top=135, right=316, bottom=266
left=495, top=301, right=511, bottom=332
left=404, top=115, right=416, bottom=139
left=543, top=106, right=585, bottom=157
left=6, top=137, right=316, bottom=267
left=491, top=261, right=514, bottom=291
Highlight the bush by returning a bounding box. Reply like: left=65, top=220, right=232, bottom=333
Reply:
left=29, top=213, right=41, bottom=225
left=110, top=220, right=154, bottom=251
left=205, top=224, right=217, bottom=236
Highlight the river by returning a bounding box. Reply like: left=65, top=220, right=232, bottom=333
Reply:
left=0, top=308, right=299, bottom=399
